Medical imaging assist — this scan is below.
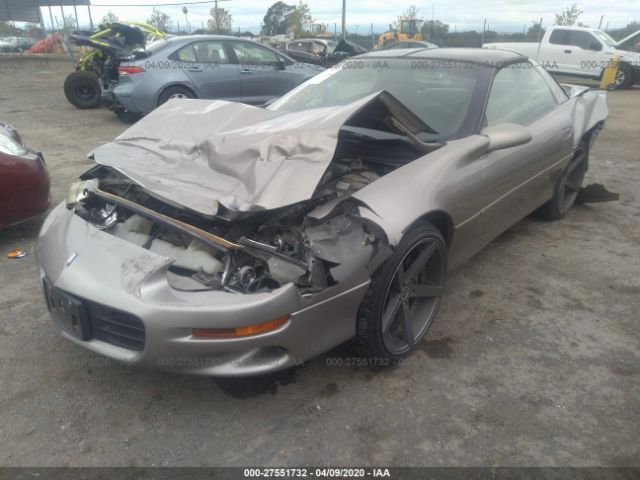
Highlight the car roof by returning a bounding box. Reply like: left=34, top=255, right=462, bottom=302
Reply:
left=548, top=25, right=603, bottom=33
left=361, top=47, right=526, bottom=65
left=157, top=35, right=296, bottom=61
left=163, top=34, right=256, bottom=44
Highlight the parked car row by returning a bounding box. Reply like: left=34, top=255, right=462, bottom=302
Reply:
left=110, top=35, right=323, bottom=116
left=107, top=35, right=438, bottom=119
left=58, top=21, right=443, bottom=121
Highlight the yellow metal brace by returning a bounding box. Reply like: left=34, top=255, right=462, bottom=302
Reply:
left=600, top=56, right=620, bottom=90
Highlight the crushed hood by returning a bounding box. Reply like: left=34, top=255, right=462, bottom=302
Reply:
left=91, top=91, right=431, bottom=216
left=615, top=30, right=640, bottom=48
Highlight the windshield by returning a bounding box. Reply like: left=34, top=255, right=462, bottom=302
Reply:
left=268, top=57, right=488, bottom=140
left=594, top=30, right=617, bottom=47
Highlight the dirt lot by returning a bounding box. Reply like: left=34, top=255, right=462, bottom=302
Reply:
left=0, top=57, right=638, bottom=467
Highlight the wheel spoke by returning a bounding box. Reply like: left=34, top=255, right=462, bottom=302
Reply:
left=382, top=292, right=402, bottom=333
left=411, top=283, right=444, bottom=298
left=395, top=264, right=406, bottom=288
left=565, top=175, right=582, bottom=192
left=400, top=301, right=415, bottom=346
left=558, top=180, right=567, bottom=201
left=567, top=157, right=583, bottom=174
left=405, top=242, right=436, bottom=281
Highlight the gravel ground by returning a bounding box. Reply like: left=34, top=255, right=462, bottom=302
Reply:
left=0, top=57, right=638, bottom=467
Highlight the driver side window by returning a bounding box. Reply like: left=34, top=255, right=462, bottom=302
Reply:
left=570, top=31, right=600, bottom=51
left=485, top=63, right=557, bottom=127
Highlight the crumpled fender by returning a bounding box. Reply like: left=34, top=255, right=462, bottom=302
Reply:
left=563, top=85, right=608, bottom=148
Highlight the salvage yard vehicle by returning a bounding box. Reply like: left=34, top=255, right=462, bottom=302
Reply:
left=111, top=35, right=322, bottom=116
left=379, top=40, right=438, bottom=50
left=0, top=36, right=36, bottom=53
left=376, top=16, right=425, bottom=49
left=0, top=123, right=50, bottom=229
left=37, top=48, right=608, bottom=376
left=484, top=25, right=640, bottom=88
left=282, top=38, right=337, bottom=66
left=63, top=22, right=165, bottom=110
left=283, top=38, right=367, bottom=67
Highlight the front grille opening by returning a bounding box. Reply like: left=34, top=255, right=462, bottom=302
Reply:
left=88, top=302, right=145, bottom=351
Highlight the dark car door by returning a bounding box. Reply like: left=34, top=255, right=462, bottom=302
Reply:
left=229, top=40, right=294, bottom=105
left=472, top=62, right=574, bottom=250
left=173, top=40, right=243, bottom=101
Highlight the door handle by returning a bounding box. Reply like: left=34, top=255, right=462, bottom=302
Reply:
left=240, top=69, right=253, bottom=75
left=187, top=67, right=203, bottom=72
left=563, top=49, right=572, bottom=54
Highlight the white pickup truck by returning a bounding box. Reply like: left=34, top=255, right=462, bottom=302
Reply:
left=484, top=26, right=640, bottom=88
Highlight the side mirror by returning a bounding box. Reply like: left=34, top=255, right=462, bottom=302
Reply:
left=481, top=123, right=532, bottom=152
left=590, top=42, right=602, bottom=51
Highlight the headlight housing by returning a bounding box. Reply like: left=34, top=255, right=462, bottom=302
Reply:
left=66, top=179, right=99, bottom=208
left=0, top=132, right=27, bottom=156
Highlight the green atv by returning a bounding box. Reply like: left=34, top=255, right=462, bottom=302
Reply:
left=63, top=21, right=164, bottom=109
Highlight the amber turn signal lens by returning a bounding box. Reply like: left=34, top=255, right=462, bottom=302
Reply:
left=192, top=316, right=289, bottom=338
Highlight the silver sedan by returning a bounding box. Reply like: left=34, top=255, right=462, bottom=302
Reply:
left=111, top=35, right=322, bottom=115
left=38, top=48, right=607, bottom=376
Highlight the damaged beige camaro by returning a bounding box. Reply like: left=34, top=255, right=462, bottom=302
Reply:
left=37, top=49, right=608, bottom=376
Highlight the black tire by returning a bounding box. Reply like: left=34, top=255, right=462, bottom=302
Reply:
left=614, top=63, right=634, bottom=89
left=356, top=221, right=447, bottom=361
left=537, top=141, right=588, bottom=220
left=63, top=71, right=101, bottom=109
left=157, top=86, right=196, bottom=106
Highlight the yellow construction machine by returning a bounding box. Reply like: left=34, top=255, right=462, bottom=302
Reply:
left=375, top=17, right=424, bottom=49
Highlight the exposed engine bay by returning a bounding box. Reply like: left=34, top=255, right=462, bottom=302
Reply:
left=69, top=130, right=436, bottom=294
left=66, top=91, right=447, bottom=295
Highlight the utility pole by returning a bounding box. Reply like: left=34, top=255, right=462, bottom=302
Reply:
left=183, top=7, right=190, bottom=33
left=537, top=17, right=543, bottom=42
left=598, top=15, right=603, bottom=29
left=212, top=0, right=232, bottom=34
left=341, top=0, right=346, bottom=39
left=371, top=22, right=374, bottom=49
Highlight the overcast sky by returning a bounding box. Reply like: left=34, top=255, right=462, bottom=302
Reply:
left=39, top=0, right=639, bottom=33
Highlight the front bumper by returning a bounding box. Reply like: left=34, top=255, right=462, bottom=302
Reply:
left=36, top=204, right=368, bottom=376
